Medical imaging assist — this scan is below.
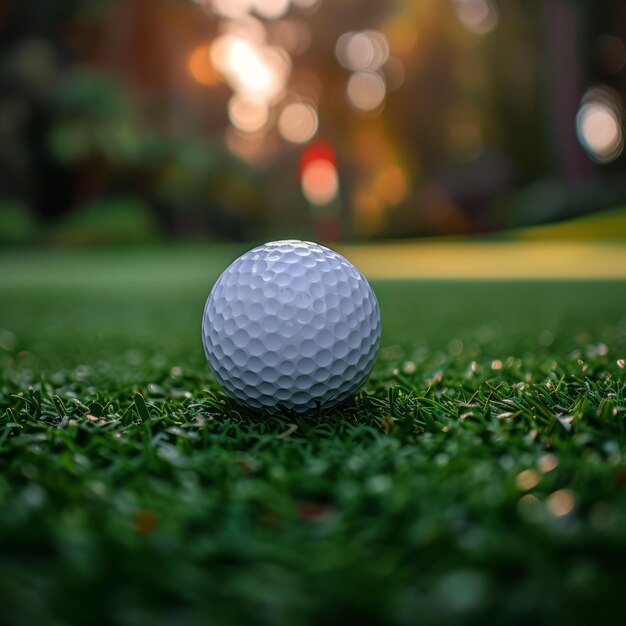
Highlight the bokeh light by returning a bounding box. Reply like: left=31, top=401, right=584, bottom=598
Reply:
left=373, top=164, right=408, bottom=206
left=224, top=125, right=268, bottom=164
left=347, top=71, right=386, bottom=112
left=454, top=0, right=499, bottom=36
left=299, top=142, right=338, bottom=205
left=291, top=0, right=321, bottom=11
left=187, top=44, right=221, bottom=86
left=268, top=19, right=312, bottom=56
left=383, top=56, right=405, bottom=92
left=278, top=102, right=318, bottom=143
left=336, top=30, right=389, bottom=71
left=210, top=35, right=291, bottom=103
left=546, top=489, right=575, bottom=517
left=576, top=87, right=624, bottom=163
left=253, top=0, right=290, bottom=20
left=211, top=0, right=254, bottom=19
left=221, top=15, right=266, bottom=45
left=228, top=95, right=269, bottom=133
left=301, top=160, right=339, bottom=205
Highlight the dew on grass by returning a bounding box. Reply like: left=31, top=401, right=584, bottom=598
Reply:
left=586, top=342, right=609, bottom=358
left=401, top=360, right=416, bottom=374
left=465, top=361, right=477, bottom=377
left=557, top=415, right=574, bottom=431
left=74, top=365, right=91, bottom=381
left=148, top=383, right=165, bottom=396
left=427, top=370, right=443, bottom=385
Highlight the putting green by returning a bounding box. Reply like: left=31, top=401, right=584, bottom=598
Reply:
left=340, top=241, right=626, bottom=279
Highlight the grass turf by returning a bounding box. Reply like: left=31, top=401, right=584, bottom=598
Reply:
left=1, top=245, right=626, bottom=625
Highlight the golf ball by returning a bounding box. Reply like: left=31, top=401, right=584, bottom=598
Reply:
left=202, top=240, right=381, bottom=413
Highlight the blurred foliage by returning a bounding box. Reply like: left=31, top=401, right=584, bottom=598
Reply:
left=49, top=71, right=144, bottom=166
left=0, top=202, right=37, bottom=244
left=44, top=68, right=265, bottom=242
left=48, top=197, right=160, bottom=245
left=1, top=0, right=626, bottom=242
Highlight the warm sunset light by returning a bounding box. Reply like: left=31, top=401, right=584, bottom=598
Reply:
left=4, top=1, right=626, bottom=622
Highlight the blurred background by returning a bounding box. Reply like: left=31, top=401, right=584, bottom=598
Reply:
left=1, top=0, right=625, bottom=245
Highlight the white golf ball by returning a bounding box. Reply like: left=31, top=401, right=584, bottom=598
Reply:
left=202, top=240, right=381, bottom=413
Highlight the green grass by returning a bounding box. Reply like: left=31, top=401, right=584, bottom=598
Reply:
left=1, top=246, right=626, bottom=625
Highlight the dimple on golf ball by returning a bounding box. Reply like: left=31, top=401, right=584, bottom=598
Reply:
left=202, top=240, right=381, bottom=413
